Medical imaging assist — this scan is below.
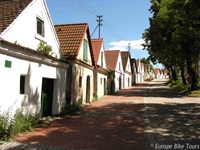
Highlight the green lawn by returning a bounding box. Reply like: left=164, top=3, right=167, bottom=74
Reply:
left=168, top=80, right=200, bottom=97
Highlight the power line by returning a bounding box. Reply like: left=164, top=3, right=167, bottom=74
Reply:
left=103, top=22, right=122, bottom=41
left=58, top=0, right=123, bottom=40
left=59, top=0, right=96, bottom=19
left=91, top=24, right=99, bottom=37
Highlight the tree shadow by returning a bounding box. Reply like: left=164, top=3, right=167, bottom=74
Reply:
left=14, top=102, right=200, bottom=150
left=144, top=103, right=200, bottom=150
left=113, top=84, right=181, bottom=98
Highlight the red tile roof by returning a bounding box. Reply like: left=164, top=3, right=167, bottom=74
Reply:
left=105, top=50, right=120, bottom=70
left=0, top=0, right=32, bottom=34
left=121, top=51, right=130, bottom=71
left=91, top=38, right=103, bottom=66
left=55, top=23, right=91, bottom=59
left=153, top=68, right=160, bottom=75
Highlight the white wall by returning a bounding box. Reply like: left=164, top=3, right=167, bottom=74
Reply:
left=77, top=33, right=93, bottom=66
left=0, top=0, right=67, bottom=115
left=96, top=72, right=107, bottom=98
left=97, top=42, right=107, bottom=69
left=94, top=41, right=108, bottom=98
left=124, top=57, right=132, bottom=88
left=1, top=0, right=61, bottom=59
left=0, top=52, right=67, bottom=115
left=71, top=63, right=93, bottom=104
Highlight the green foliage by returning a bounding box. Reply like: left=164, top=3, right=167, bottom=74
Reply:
left=143, top=0, right=200, bottom=87
left=59, top=104, right=82, bottom=116
left=37, top=41, right=52, bottom=55
left=198, top=78, right=200, bottom=87
left=92, top=93, right=98, bottom=102
left=140, top=57, right=150, bottom=64
left=12, top=113, right=42, bottom=135
left=0, top=108, right=14, bottom=141
left=170, top=80, right=190, bottom=92
left=0, top=109, right=44, bottom=141
left=169, top=79, right=200, bottom=96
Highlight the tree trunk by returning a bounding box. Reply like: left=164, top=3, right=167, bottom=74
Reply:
left=180, top=66, right=187, bottom=85
left=186, top=58, right=198, bottom=90
left=171, top=67, right=177, bottom=81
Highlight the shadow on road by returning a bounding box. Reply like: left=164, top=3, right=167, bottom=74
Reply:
left=114, top=81, right=181, bottom=98
left=15, top=102, right=200, bottom=150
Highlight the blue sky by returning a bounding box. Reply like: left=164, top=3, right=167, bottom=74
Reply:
left=46, top=0, right=162, bottom=68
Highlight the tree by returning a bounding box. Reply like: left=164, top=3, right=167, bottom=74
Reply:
left=143, top=0, right=200, bottom=89
left=140, top=57, right=153, bottom=70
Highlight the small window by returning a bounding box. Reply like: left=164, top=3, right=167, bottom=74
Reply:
left=20, top=76, right=25, bottom=94
left=101, top=51, right=103, bottom=67
left=100, top=78, right=103, bottom=85
left=79, top=76, right=82, bottom=87
left=83, top=39, right=88, bottom=61
left=37, top=17, right=44, bottom=37
left=5, top=60, right=12, bottom=68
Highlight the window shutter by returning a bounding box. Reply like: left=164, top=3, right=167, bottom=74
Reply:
left=83, top=39, right=88, bottom=61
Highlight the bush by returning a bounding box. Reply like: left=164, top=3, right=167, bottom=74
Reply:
left=11, top=112, right=42, bottom=136
left=92, top=93, right=98, bottom=102
left=0, top=108, right=14, bottom=141
left=60, top=104, right=82, bottom=116
left=0, top=109, right=43, bottom=141
left=169, top=79, right=190, bottom=93
left=37, top=41, right=52, bottom=55
left=197, top=78, right=200, bottom=87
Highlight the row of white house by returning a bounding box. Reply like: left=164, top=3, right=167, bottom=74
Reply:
left=0, top=0, right=160, bottom=117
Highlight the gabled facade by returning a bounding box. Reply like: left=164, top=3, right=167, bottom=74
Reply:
left=121, top=51, right=132, bottom=88
left=91, top=38, right=109, bottom=98
left=131, top=58, right=137, bottom=85
left=105, top=50, right=124, bottom=93
left=162, top=69, right=169, bottom=79
left=0, top=0, right=68, bottom=116
left=55, top=23, right=94, bottom=105
left=135, top=59, right=144, bottom=83
left=153, top=68, right=161, bottom=79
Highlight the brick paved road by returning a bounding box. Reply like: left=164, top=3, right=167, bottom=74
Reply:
left=1, top=79, right=200, bottom=150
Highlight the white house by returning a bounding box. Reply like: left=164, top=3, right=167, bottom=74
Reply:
left=105, top=50, right=124, bottom=93
left=135, top=59, right=144, bottom=83
left=153, top=68, right=161, bottom=79
left=91, top=38, right=109, bottom=99
left=131, top=58, right=137, bottom=85
left=121, top=51, right=132, bottom=88
left=55, top=23, right=94, bottom=105
left=0, top=0, right=68, bottom=116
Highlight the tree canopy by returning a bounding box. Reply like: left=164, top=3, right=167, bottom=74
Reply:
left=143, top=0, right=200, bottom=89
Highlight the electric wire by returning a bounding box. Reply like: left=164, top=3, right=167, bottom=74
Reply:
left=58, top=0, right=123, bottom=41
left=58, top=0, right=140, bottom=58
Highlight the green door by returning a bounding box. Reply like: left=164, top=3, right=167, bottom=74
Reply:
left=41, top=78, right=54, bottom=117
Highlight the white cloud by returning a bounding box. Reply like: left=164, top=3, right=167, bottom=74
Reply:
left=108, top=39, right=144, bottom=51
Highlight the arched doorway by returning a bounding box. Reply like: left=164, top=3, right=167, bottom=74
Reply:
left=104, top=78, right=107, bottom=95
left=119, top=77, right=121, bottom=90
left=128, top=78, right=130, bottom=87
left=86, top=75, right=90, bottom=103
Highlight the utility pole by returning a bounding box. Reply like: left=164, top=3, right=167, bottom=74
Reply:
left=97, top=15, right=103, bottom=38
left=128, top=43, right=131, bottom=51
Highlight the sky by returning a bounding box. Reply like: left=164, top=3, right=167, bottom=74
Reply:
left=46, top=0, right=162, bottom=68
